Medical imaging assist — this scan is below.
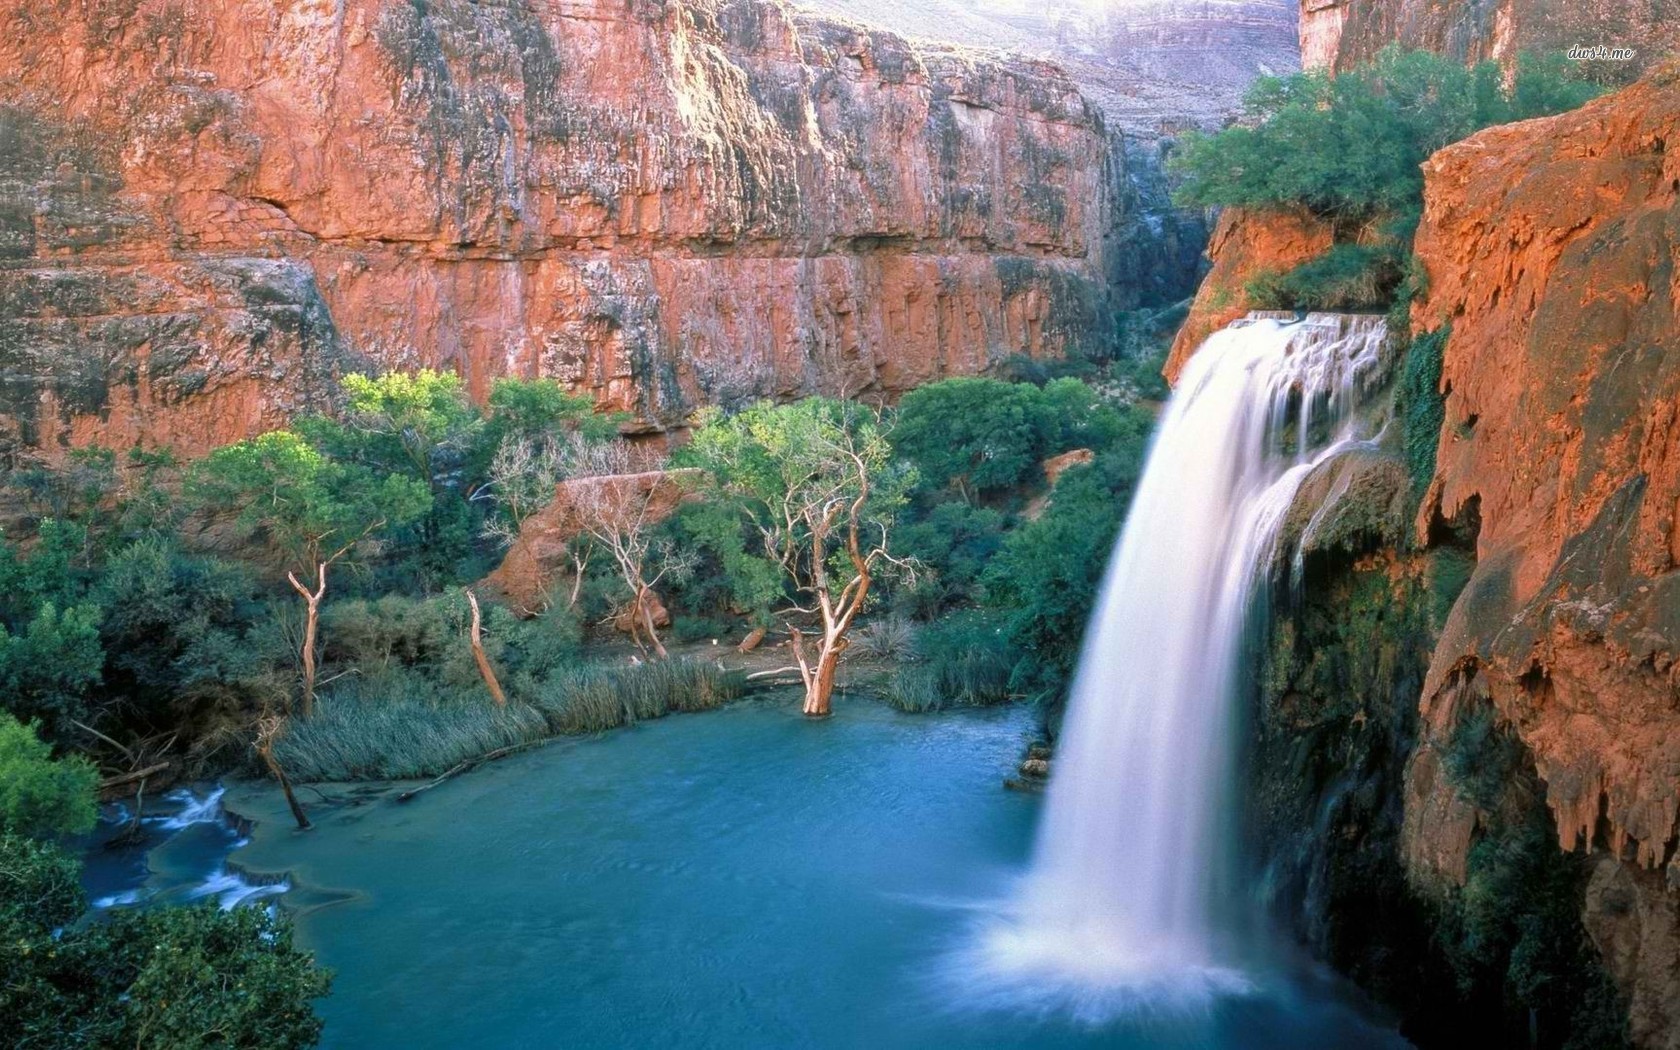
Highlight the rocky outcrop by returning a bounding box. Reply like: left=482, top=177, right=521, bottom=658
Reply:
left=1162, top=208, right=1335, bottom=383
left=1402, top=71, right=1680, bottom=1047
left=0, top=0, right=1131, bottom=459
left=1301, top=0, right=1679, bottom=78
left=481, top=469, right=696, bottom=613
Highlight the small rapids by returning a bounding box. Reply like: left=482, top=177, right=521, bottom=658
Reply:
left=84, top=784, right=289, bottom=912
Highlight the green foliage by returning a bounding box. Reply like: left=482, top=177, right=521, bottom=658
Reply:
left=275, top=659, right=743, bottom=781
left=1173, top=48, right=1601, bottom=224
left=483, top=377, right=620, bottom=449
left=885, top=611, right=1016, bottom=713
left=0, top=600, right=104, bottom=736
left=330, top=369, right=480, bottom=487
left=890, top=377, right=1124, bottom=503
left=94, top=537, right=278, bottom=729
left=189, top=430, right=431, bottom=573
left=1173, top=49, right=1601, bottom=311
left=1245, top=242, right=1409, bottom=312
left=679, top=398, right=912, bottom=618
left=981, top=410, right=1153, bottom=710
left=0, top=715, right=96, bottom=839
left=1427, top=547, right=1476, bottom=631
left=1398, top=327, right=1450, bottom=494
left=891, top=501, right=1006, bottom=617
left=0, top=835, right=330, bottom=1050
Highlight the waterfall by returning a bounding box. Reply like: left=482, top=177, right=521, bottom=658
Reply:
left=978, top=312, right=1388, bottom=1009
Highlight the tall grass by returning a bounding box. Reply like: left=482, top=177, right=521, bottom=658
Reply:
left=884, top=612, right=1016, bottom=714
left=275, top=659, right=745, bottom=781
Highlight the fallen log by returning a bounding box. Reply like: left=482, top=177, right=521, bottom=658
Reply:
left=396, top=740, right=548, bottom=803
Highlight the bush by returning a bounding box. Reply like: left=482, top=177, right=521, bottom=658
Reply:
left=982, top=415, right=1152, bottom=714
left=1245, top=242, right=1408, bottom=312
left=885, top=612, right=1016, bottom=713
left=1173, top=49, right=1601, bottom=313
left=0, top=715, right=97, bottom=839
left=890, top=377, right=1124, bottom=503
left=0, top=834, right=330, bottom=1050
left=849, top=616, right=919, bottom=664
left=1173, top=48, right=1601, bottom=225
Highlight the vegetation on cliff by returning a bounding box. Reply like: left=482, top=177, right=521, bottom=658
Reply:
left=1172, top=48, right=1602, bottom=313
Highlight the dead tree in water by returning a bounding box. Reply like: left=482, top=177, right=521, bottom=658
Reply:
left=256, top=715, right=311, bottom=831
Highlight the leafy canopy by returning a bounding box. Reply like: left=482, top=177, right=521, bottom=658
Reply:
left=189, top=430, right=431, bottom=571
left=1173, top=49, right=1602, bottom=226
left=679, top=399, right=913, bottom=615
left=0, top=714, right=97, bottom=839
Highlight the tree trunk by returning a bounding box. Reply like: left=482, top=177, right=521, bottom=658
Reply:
left=287, top=564, right=327, bottom=719
left=802, top=644, right=841, bottom=717
left=299, top=593, right=319, bottom=717
left=258, top=743, right=311, bottom=831
left=638, top=588, right=669, bottom=659
left=464, top=590, right=507, bottom=706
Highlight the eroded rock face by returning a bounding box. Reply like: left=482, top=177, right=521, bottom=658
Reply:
left=1300, top=0, right=1679, bottom=77
left=1404, top=72, right=1680, bottom=1046
left=1162, top=207, right=1335, bottom=383
left=0, top=0, right=1129, bottom=458
left=481, top=469, right=696, bottom=613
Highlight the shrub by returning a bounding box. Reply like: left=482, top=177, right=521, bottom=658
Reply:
left=0, top=835, right=330, bottom=1050
left=849, top=616, right=919, bottom=664
left=0, top=715, right=97, bottom=839
left=885, top=612, right=1016, bottom=713
left=982, top=417, right=1152, bottom=715
left=1173, top=49, right=1602, bottom=312
left=1245, top=242, right=1408, bottom=312
left=1173, top=48, right=1601, bottom=225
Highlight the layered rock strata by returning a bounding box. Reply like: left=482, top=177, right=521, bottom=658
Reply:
left=0, top=0, right=1131, bottom=457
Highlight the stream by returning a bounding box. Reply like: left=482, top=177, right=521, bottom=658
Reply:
left=86, top=701, right=1407, bottom=1049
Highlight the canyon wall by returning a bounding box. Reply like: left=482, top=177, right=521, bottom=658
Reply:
left=1302, top=0, right=1679, bottom=77
left=1404, top=70, right=1680, bottom=1047
left=0, top=0, right=1130, bottom=458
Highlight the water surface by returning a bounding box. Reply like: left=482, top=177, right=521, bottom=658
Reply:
left=167, top=701, right=1408, bottom=1049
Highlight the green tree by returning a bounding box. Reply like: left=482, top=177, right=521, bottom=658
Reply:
left=1171, top=48, right=1601, bottom=310
left=0, top=715, right=97, bottom=839
left=0, top=835, right=331, bottom=1050
left=0, top=601, right=104, bottom=737
left=189, top=431, right=430, bottom=716
left=683, top=399, right=915, bottom=716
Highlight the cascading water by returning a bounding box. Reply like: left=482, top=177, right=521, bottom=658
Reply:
left=976, top=312, right=1388, bottom=1010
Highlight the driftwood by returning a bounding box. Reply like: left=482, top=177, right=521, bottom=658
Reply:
left=99, top=762, right=171, bottom=791
left=395, top=740, right=547, bottom=803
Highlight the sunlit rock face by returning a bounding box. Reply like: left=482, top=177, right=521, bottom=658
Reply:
left=1403, top=72, right=1680, bottom=1047
left=1301, top=0, right=1679, bottom=78
left=795, top=0, right=1302, bottom=308
left=0, top=0, right=1131, bottom=457
left=1161, top=208, right=1334, bottom=385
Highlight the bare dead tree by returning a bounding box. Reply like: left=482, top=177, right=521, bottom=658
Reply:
left=255, top=713, right=311, bottom=831
left=464, top=589, right=507, bottom=706
left=552, top=436, right=696, bottom=659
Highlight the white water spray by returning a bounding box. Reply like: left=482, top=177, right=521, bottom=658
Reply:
left=978, top=313, right=1387, bottom=1008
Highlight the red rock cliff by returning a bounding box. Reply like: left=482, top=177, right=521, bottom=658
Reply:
left=1301, top=0, right=1678, bottom=77
left=0, top=0, right=1129, bottom=457
left=1402, top=71, right=1680, bottom=1046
